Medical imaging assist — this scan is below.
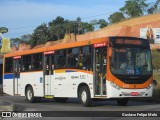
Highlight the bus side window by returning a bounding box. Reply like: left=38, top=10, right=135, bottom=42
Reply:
left=22, top=55, right=32, bottom=71
left=5, top=57, right=13, bottom=73
left=81, top=46, right=92, bottom=70
left=32, top=53, right=43, bottom=70
left=67, top=47, right=79, bottom=67
left=55, top=50, right=66, bottom=68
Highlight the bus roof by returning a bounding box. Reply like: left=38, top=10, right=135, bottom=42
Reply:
left=4, top=37, right=109, bottom=58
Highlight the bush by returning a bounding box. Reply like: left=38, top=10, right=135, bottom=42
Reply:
left=152, top=50, right=160, bottom=69
left=152, top=50, right=160, bottom=98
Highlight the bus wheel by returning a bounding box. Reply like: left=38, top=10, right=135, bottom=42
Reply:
left=25, top=86, right=35, bottom=103
left=79, top=86, right=92, bottom=107
left=54, top=97, right=68, bottom=103
left=117, top=98, right=129, bottom=106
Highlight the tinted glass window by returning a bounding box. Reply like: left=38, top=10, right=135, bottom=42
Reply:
left=80, top=46, right=92, bottom=70
left=67, top=47, right=79, bottom=67
left=32, top=53, right=43, bottom=70
left=5, top=57, right=13, bottom=73
left=55, top=50, right=66, bottom=68
left=22, top=55, right=31, bottom=71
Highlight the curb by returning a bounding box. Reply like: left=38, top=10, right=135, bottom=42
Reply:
left=130, top=97, right=160, bottom=103
left=0, top=100, right=14, bottom=111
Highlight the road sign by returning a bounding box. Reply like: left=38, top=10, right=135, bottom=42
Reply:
left=0, top=27, right=8, bottom=34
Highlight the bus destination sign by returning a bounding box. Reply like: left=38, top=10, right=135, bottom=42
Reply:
left=116, top=39, right=142, bottom=45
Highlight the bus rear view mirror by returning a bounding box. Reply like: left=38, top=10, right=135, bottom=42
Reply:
left=153, top=79, right=157, bottom=86
left=109, top=48, right=112, bottom=57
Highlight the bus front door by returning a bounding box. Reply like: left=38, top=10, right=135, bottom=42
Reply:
left=44, top=53, right=54, bottom=97
left=94, top=47, right=107, bottom=96
left=13, top=59, right=21, bottom=95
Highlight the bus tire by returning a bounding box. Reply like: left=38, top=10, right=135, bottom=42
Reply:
left=79, top=86, right=92, bottom=107
left=117, top=98, right=129, bottom=106
left=54, top=97, right=68, bottom=103
left=25, top=86, right=36, bottom=103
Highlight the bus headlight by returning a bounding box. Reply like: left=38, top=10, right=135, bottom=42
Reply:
left=146, top=84, right=152, bottom=90
left=110, top=82, right=121, bottom=90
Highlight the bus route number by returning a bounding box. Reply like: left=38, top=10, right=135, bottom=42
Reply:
left=80, top=75, right=86, bottom=79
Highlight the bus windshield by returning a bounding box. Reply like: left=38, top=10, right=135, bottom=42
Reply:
left=110, top=47, right=152, bottom=76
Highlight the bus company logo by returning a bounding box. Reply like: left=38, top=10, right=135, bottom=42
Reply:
left=2, top=112, right=11, bottom=118
left=71, top=76, right=79, bottom=79
left=55, top=76, right=66, bottom=80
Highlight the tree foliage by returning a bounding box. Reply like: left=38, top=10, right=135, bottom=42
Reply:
left=21, top=34, right=32, bottom=43
left=120, top=0, right=148, bottom=17
left=48, top=16, right=66, bottom=40
left=31, top=23, right=50, bottom=46
left=148, top=0, right=160, bottom=14
left=18, top=16, right=102, bottom=47
left=108, top=12, right=125, bottom=24
left=13, top=0, right=160, bottom=48
left=99, top=19, right=108, bottom=28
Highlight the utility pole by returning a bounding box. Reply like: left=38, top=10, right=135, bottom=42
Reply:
left=74, top=23, right=78, bottom=42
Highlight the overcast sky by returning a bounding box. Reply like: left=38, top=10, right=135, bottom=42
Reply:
left=0, top=0, right=153, bottom=38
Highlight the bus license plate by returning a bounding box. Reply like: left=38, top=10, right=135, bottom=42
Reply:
left=130, top=92, right=139, bottom=96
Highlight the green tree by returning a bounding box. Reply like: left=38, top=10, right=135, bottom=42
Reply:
left=148, top=0, right=160, bottom=14
left=21, top=34, right=32, bottom=43
left=108, top=12, right=125, bottom=24
left=48, top=16, right=66, bottom=40
left=76, top=17, right=95, bottom=34
left=31, top=23, right=50, bottom=46
left=120, top=0, right=148, bottom=18
left=25, top=16, right=99, bottom=47
left=11, top=38, right=21, bottom=46
left=81, top=22, right=94, bottom=33
left=99, top=19, right=108, bottom=28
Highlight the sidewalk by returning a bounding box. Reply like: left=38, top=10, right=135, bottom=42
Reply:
left=0, top=100, right=14, bottom=111
left=0, top=84, right=14, bottom=111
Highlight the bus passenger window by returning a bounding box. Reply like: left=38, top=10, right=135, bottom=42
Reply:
left=55, top=50, right=66, bottom=68
left=67, top=47, right=79, bottom=67
left=22, top=55, right=31, bottom=71
left=5, top=57, right=13, bottom=73
left=32, top=53, right=43, bottom=70
left=80, top=46, right=92, bottom=70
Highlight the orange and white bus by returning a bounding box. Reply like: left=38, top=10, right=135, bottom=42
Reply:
left=3, top=36, right=153, bottom=106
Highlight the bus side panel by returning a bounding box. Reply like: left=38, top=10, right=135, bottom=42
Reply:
left=20, top=71, right=44, bottom=97
left=53, top=70, right=94, bottom=98
left=3, top=74, right=14, bottom=96
left=53, top=72, right=68, bottom=97
left=67, top=72, right=85, bottom=97
left=67, top=71, right=94, bottom=98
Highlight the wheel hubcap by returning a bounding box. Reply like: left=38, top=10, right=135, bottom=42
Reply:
left=27, top=90, right=32, bottom=100
left=81, top=91, right=87, bottom=103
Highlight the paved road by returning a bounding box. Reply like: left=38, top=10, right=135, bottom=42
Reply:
left=1, top=95, right=160, bottom=120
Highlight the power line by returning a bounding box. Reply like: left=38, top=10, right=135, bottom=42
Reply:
left=8, top=12, right=112, bottom=30
left=10, top=25, right=37, bottom=29
left=81, top=12, right=112, bottom=20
